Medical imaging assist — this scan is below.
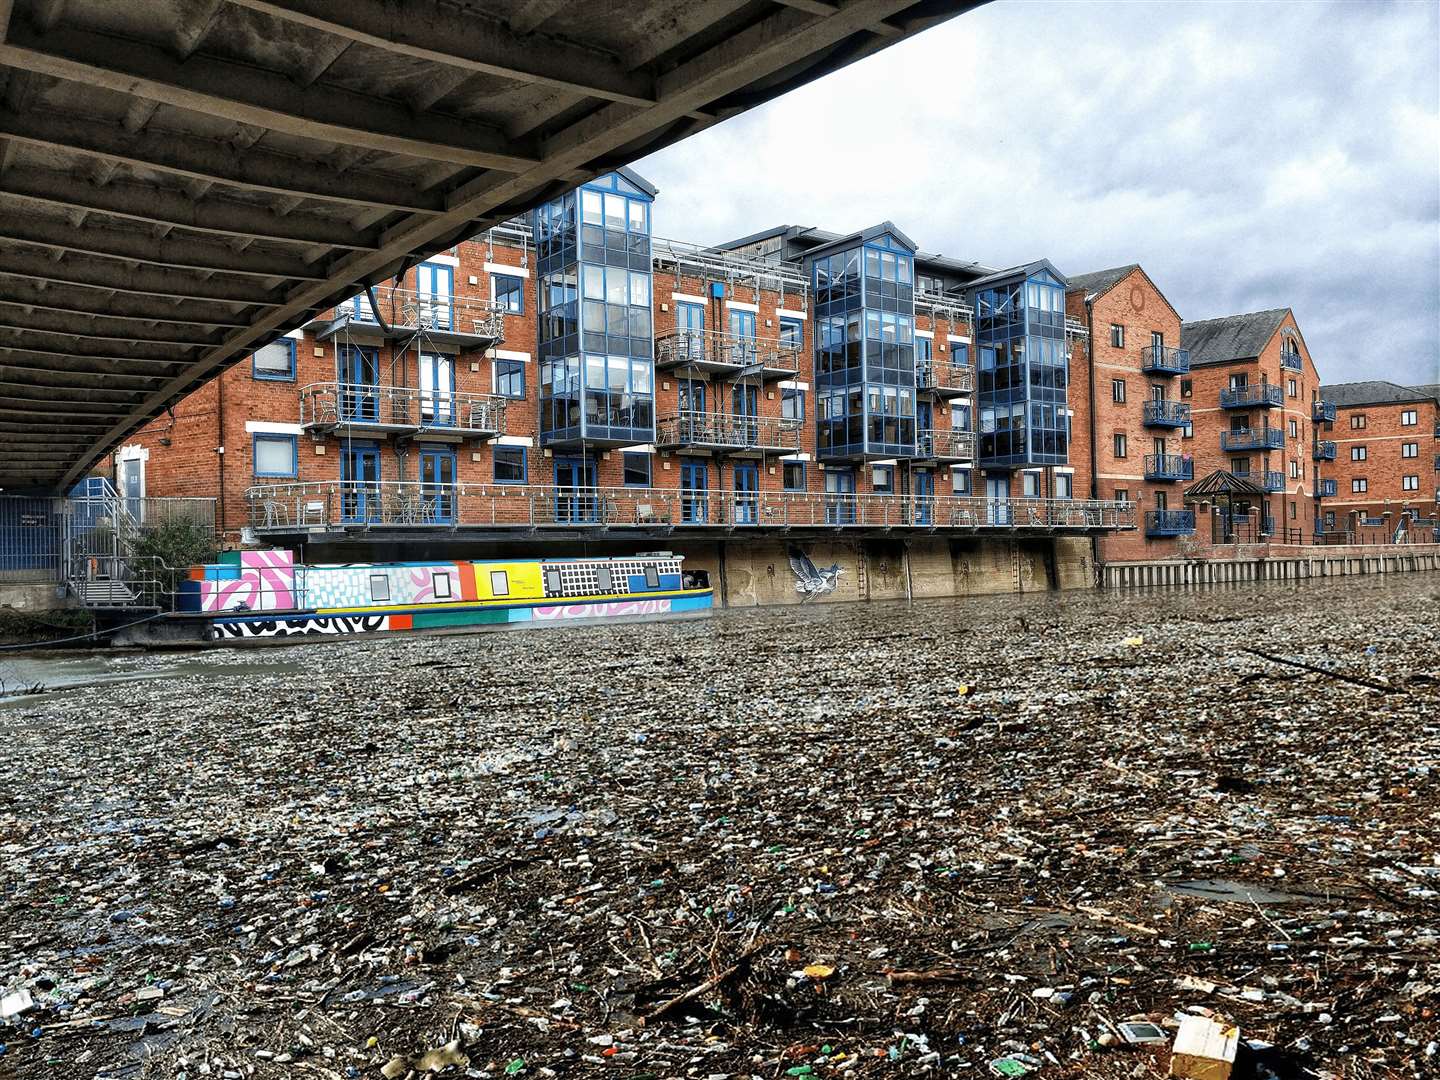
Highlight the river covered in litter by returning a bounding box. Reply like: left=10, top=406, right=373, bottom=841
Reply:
left=1, top=575, right=1437, bottom=1079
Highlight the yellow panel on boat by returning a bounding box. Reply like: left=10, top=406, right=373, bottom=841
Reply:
left=474, top=561, right=543, bottom=601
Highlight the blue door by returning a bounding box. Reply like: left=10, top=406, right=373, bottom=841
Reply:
left=733, top=461, right=759, bottom=524
left=418, top=446, right=455, bottom=523
left=728, top=309, right=757, bottom=366
left=676, top=302, right=705, bottom=363
left=554, top=457, right=598, bottom=523
left=681, top=458, right=709, bottom=524
left=913, top=468, right=933, bottom=526
left=986, top=474, right=1010, bottom=525
left=340, top=443, right=381, bottom=523
left=825, top=468, right=856, bottom=525
left=419, top=352, right=454, bottom=425
left=680, top=379, right=706, bottom=413
left=417, top=262, right=453, bottom=330
left=732, top=382, right=759, bottom=445
left=339, top=345, right=380, bottom=422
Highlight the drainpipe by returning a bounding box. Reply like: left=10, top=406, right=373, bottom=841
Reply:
left=216, top=377, right=227, bottom=542
left=1084, top=297, right=1100, bottom=568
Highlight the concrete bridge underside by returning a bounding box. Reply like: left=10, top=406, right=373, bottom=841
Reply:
left=0, top=0, right=979, bottom=491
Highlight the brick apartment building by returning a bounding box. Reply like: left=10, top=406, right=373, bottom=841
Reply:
left=1315, top=380, right=1440, bottom=539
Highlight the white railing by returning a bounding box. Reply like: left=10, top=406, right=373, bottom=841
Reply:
left=655, top=411, right=803, bottom=452
left=654, top=327, right=802, bottom=374
left=298, top=382, right=508, bottom=434
left=339, top=288, right=507, bottom=339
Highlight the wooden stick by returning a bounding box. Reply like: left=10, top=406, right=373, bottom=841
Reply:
left=1240, top=647, right=1399, bottom=694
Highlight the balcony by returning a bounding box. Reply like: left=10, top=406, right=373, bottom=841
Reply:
left=654, top=328, right=801, bottom=380
left=915, top=359, right=975, bottom=397
left=1313, top=440, right=1336, bottom=461
left=915, top=428, right=976, bottom=462
left=1281, top=353, right=1303, bottom=372
left=1262, top=470, right=1285, bottom=493
left=1144, top=453, right=1194, bottom=482
left=315, top=289, right=507, bottom=349
left=653, top=411, right=802, bottom=454
left=1145, top=509, right=1195, bottom=537
left=247, top=480, right=1138, bottom=535
left=1318, top=479, right=1337, bottom=498
left=1141, top=344, right=1190, bottom=376
left=1220, top=384, right=1283, bottom=409
left=1142, top=399, right=1191, bottom=428
left=1221, top=427, right=1284, bottom=452
left=298, top=383, right=507, bottom=439
left=1312, top=399, right=1336, bottom=423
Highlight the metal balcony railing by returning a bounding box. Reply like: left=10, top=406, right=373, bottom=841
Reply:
left=298, top=382, right=508, bottom=437
left=1143, top=453, right=1194, bottom=482
left=916, top=428, right=976, bottom=460
left=1141, top=399, right=1191, bottom=427
left=1220, top=384, right=1283, bottom=409
left=246, top=481, right=1137, bottom=535
left=1262, top=470, right=1286, bottom=492
left=1221, top=427, right=1284, bottom=451
left=653, top=411, right=802, bottom=453
left=1281, top=353, right=1303, bottom=372
left=1318, top=479, right=1337, bottom=498
left=1313, top=440, right=1337, bottom=461
left=1312, top=399, right=1336, bottom=423
left=915, top=359, right=975, bottom=395
left=1141, top=344, right=1190, bottom=375
left=339, top=289, right=507, bottom=341
left=1145, top=510, right=1195, bottom=537
left=653, top=327, right=801, bottom=377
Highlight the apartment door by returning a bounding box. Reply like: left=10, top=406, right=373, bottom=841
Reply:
left=553, top=457, right=598, bottom=523
left=418, top=446, right=455, bottom=523
left=416, top=262, right=454, bottom=330
left=728, top=309, right=757, bottom=366
left=419, top=352, right=455, bottom=425
left=733, top=461, right=759, bottom=525
left=338, top=345, right=380, bottom=422
left=117, top=455, right=144, bottom=523
left=340, top=443, right=381, bottom=523
left=680, top=458, right=709, bottom=524
left=913, top=467, right=934, bottom=525
left=825, top=468, right=856, bottom=525
left=986, top=474, right=1011, bottom=525
left=676, top=302, right=705, bottom=363
left=732, top=382, right=759, bottom=444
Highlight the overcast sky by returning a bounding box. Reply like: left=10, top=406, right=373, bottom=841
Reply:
left=635, top=0, right=1440, bottom=387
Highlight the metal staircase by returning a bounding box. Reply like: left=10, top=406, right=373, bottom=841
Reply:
left=63, top=481, right=162, bottom=610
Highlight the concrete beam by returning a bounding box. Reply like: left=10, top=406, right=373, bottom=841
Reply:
left=0, top=344, right=195, bottom=368
left=0, top=308, right=221, bottom=346
left=229, top=0, right=655, bottom=107
left=0, top=355, right=173, bottom=380
left=0, top=251, right=282, bottom=306
left=0, top=22, right=542, bottom=170
left=0, top=283, right=255, bottom=328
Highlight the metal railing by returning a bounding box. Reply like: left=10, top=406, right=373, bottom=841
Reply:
left=1318, top=479, right=1337, bottom=497
left=1142, top=399, right=1190, bottom=426
left=1262, top=470, right=1286, bottom=492
left=1281, top=353, right=1303, bottom=372
left=65, top=554, right=167, bottom=609
left=1312, top=440, right=1337, bottom=461
left=246, top=481, right=1136, bottom=534
left=916, top=428, right=976, bottom=460
left=339, top=288, right=507, bottom=340
left=1143, top=453, right=1193, bottom=482
left=653, top=327, right=802, bottom=375
left=1220, top=384, right=1283, bottom=409
left=1145, top=509, right=1196, bottom=537
left=654, top=411, right=803, bottom=453
left=1141, top=344, right=1190, bottom=375
left=915, top=359, right=975, bottom=393
left=298, top=382, right=508, bottom=435
left=1312, top=400, right=1336, bottom=423
left=1221, top=427, right=1284, bottom=451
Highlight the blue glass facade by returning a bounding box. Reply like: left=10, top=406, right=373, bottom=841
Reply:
left=971, top=264, right=1069, bottom=469
left=534, top=173, right=655, bottom=447
left=811, top=230, right=917, bottom=459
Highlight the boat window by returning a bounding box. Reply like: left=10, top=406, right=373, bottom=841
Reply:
left=433, top=572, right=451, bottom=599
left=594, top=567, right=612, bottom=593
left=369, top=573, right=390, bottom=602
left=644, top=565, right=660, bottom=588
left=544, top=568, right=563, bottom=594
left=490, top=570, right=509, bottom=596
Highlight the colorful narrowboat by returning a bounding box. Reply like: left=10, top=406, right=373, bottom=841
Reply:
left=177, top=550, right=713, bottom=641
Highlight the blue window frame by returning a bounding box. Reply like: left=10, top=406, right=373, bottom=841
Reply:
left=870, top=464, right=895, bottom=494
left=952, top=341, right=969, bottom=365
left=781, top=387, right=805, bottom=420
left=916, top=335, right=933, bottom=364
left=252, top=338, right=296, bottom=381
left=493, top=273, right=525, bottom=314
left=252, top=433, right=297, bottom=478
left=495, top=358, right=525, bottom=398
left=622, top=452, right=651, bottom=487
left=952, top=467, right=971, bottom=495
left=783, top=461, right=806, bottom=491
left=493, top=446, right=527, bottom=484
left=779, top=317, right=803, bottom=349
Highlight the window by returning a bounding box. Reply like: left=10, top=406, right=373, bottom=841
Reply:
left=779, top=318, right=803, bottom=350
left=369, top=573, right=390, bottom=603
left=1111, top=379, right=1126, bottom=403
left=1109, top=324, right=1124, bottom=348
left=545, top=568, right=562, bottom=594
left=1022, top=471, right=1041, bottom=497
left=1181, top=421, right=1193, bottom=439
left=622, top=452, right=650, bottom=487
left=1288, top=419, right=1298, bottom=438
left=1289, top=460, right=1300, bottom=478
left=1287, top=378, right=1298, bottom=398
left=1351, top=413, right=1366, bottom=429
left=494, top=358, right=525, bottom=398
left=1114, top=488, right=1130, bottom=504
left=1179, top=378, right=1193, bottom=399
left=595, top=567, right=612, bottom=593
left=1150, top=331, right=1163, bottom=349
left=1055, top=473, right=1073, bottom=498
left=951, top=467, right=971, bottom=495
left=252, top=434, right=297, bottom=477
left=252, top=338, right=296, bottom=380
left=783, top=461, right=806, bottom=491
left=492, top=273, right=525, bottom=314
left=490, top=570, right=510, bottom=596
left=916, top=335, right=933, bottom=364
left=1231, top=457, right=1250, bottom=476
left=1351, top=445, right=1367, bottom=461
left=1113, top=432, right=1128, bottom=458
left=1401, top=409, right=1418, bottom=426
left=644, top=565, right=660, bottom=588
left=1402, top=442, right=1419, bottom=458
left=1352, top=478, right=1368, bottom=493
left=871, top=464, right=894, bottom=494
left=493, top=446, right=526, bottom=484
left=781, top=387, right=805, bottom=420
left=1403, top=475, right=1420, bottom=491
left=1324, top=511, right=1335, bottom=530
left=1289, top=501, right=1297, bottom=520
left=433, top=572, right=452, bottom=600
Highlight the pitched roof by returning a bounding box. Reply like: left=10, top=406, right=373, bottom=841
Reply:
left=963, top=259, right=1067, bottom=292
left=1320, top=380, right=1438, bottom=408
left=1184, top=469, right=1267, bottom=500
left=1180, top=308, right=1290, bottom=367
left=1065, top=264, right=1138, bottom=299
left=1410, top=383, right=1440, bottom=401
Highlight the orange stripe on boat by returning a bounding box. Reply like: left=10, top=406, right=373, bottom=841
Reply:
left=389, top=614, right=413, bottom=631
left=457, top=562, right=477, bottom=602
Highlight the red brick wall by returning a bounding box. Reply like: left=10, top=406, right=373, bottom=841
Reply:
left=1322, top=396, right=1439, bottom=528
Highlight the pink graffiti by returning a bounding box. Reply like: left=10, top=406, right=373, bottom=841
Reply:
left=531, top=599, right=670, bottom=621
left=406, top=565, right=440, bottom=603
left=200, top=549, right=296, bottom=612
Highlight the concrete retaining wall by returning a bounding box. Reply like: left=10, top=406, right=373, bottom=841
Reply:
left=1102, top=544, right=1440, bottom=588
